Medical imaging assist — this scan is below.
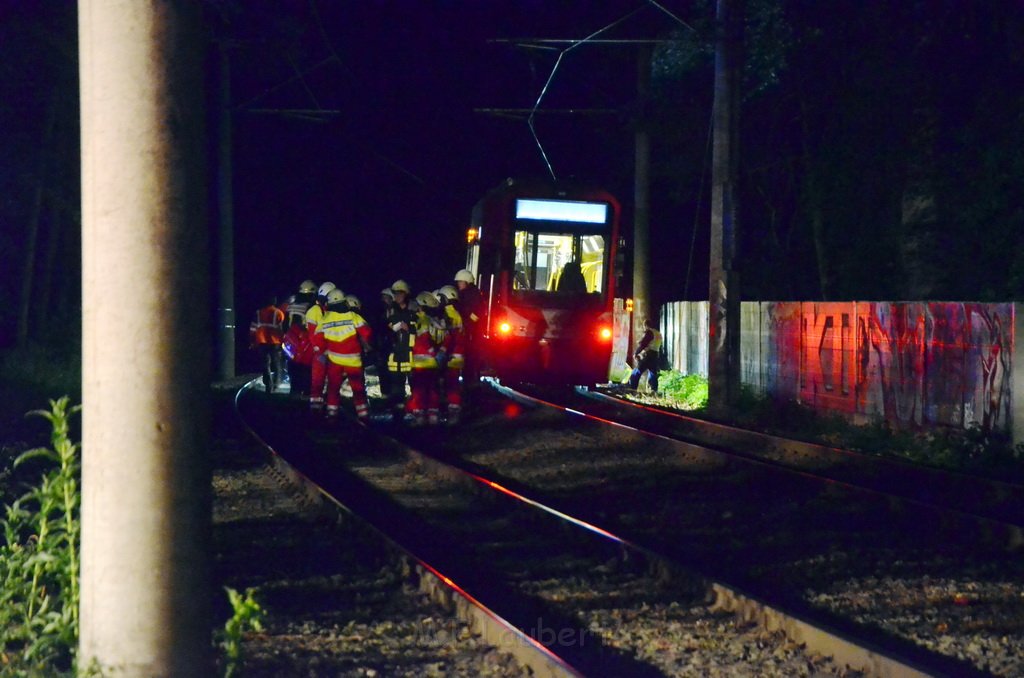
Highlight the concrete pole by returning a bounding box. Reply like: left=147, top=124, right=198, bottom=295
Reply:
left=217, top=42, right=237, bottom=381
left=707, top=0, right=743, bottom=413
left=79, top=2, right=211, bottom=675
left=632, top=46, right=653, bottom=355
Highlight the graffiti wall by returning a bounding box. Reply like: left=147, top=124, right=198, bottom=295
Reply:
left=661, top=301, right=1017, bottom=433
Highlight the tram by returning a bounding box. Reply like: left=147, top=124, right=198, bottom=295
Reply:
left=464, top=177, right=621, bottom=387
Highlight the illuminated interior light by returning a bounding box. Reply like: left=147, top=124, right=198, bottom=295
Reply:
left=466, top=227, right=479, bottom=243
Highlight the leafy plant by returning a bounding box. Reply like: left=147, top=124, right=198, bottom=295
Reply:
left=657, top=371, right=709, bottom=410
left=0, top=397, right=81, bottom=675
left=218, top=586, right=265, bottom=678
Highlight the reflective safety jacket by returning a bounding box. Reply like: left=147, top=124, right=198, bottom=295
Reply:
left=386, top=303, right=417, bottom=372
left=285, top=293, right=314, bottom=329
left=635, top=328, right=663, bottom=361
left=410, top=312, right=445, bottom=370
left=312, top=310, right=373, bottom=367
left=442, top=305, right=465, bottom=369
left=305, top=302, right=326, bottom=334
left=250, top=304, right=284, bottom=345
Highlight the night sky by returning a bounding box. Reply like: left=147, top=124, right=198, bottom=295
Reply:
left=6, top=2, right=1020, bottom=355
left=223, top=1, right=673, bottom=319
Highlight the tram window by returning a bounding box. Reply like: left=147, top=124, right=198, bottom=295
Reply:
left=512, top=229, right=606, bottom=295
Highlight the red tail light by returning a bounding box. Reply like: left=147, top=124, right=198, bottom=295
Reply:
left=597, top=325, right=612, bottom=342
left=498, top=320, right=512, bottom=335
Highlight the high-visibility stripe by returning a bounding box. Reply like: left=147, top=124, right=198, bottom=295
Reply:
left=388, top=356, right=412, bottom=372
left=327, top=351, right=360, bottom=360
left=327, top=350, right=362, bottom=367
left=411, top=354, right=438, bottom=369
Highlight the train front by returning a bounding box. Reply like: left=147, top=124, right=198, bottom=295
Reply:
left=468, top=180, right=620, bottom=387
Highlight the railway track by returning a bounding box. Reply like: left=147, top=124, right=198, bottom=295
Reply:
left=582, top=385, right=1024, bottom=535
left=234, top=379, right=1021, bottom=675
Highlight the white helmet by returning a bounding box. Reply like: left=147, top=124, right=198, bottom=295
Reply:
left=454, top=269, right=475, bottom=284
left=325, top=288, right=346, bottom=305
left=318, top=281, right=337, bottom=298
left=415, top=290, right=439, bottom=308
left=391, top=279, right=411, bottom=294
left=380, top=287, right=395, bottom=299
left=437, top=285, right=458, bottom=302
left=299, top=279, right=316, bottom=294
left=345, top=294, right=361, bottom=310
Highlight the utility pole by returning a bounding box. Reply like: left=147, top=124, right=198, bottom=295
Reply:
left=632, top=45, right=653, bottom=351
left=217, top=41, right=236, bottom=380
left=78, top=1, right=211, bottom=674
left=707, top=0, right=743, bottom=413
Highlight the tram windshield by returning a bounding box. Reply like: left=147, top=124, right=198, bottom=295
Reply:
left=512, top=230, right=607, bottom=297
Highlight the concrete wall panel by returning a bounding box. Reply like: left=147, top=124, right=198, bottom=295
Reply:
left=660, top=300, right=1018, bottom=437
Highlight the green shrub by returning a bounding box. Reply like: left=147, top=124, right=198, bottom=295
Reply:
left=657, top=371, right=708, bottom=410
left=0, top=397, right=81, bottom=675
left=217, top=586, right=265, bottom=678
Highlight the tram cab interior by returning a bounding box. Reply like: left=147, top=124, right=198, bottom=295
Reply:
left=511, top=230, right=607, bottom=305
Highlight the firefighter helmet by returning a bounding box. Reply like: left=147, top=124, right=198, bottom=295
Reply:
left=345, top=294, right=361, bottom=310
left=318, top=282, right=336, bottom=298
left=380, top=287, right=395, bottom=299
left=436, top=285, right=458, bottom=302
left=454, top=269, right=475, bottom=284
left=391, top=279, right=411, bottom=294
left=416, top=290, right=439, bottom=308
left=299, top=279, right=316, bottom=294
left=325, top=288, right=346, bottom=305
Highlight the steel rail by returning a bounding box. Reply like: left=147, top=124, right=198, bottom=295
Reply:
left=232, top=379, right=584, bottom=678
left=482, top=379, right=1021, bottom=549
left=472, top=377, right=993, bottom=678
left=579, top=385, right=1024, bottom=539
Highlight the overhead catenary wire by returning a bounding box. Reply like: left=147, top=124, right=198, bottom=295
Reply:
left=528, top=6, right=648, bottom=181
left=525, top=1, right=700, bottom=181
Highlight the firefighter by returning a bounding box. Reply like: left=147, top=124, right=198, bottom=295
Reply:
left=408, top=291, right=446, bottom=426
left=286, top=279, right=317, bottom=328
left=312, top=288, right=374, bottom=422
left=629, top=316, right=663, bottom=393
left=436, top=285, right=465, bottom=424
left=306, top=281, right=336, bottom=411
left=385, top=279, right=416, bottom=416
left=453, top=269, right=483, bottom=386
left=283, top=280, right=317, bottom=395
left=249, top=293, right=285, bottom=393
left=375, top=287, right=395, bottom=397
